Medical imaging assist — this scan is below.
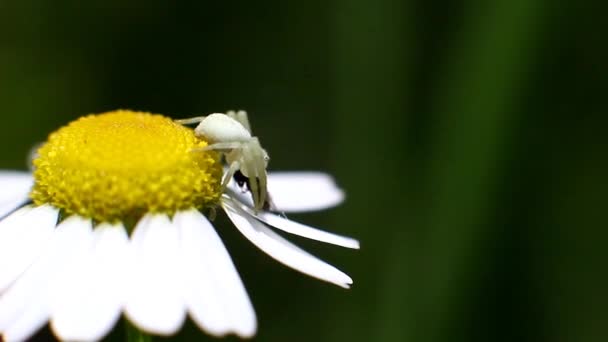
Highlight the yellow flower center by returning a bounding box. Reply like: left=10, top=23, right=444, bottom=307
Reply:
left=30, top=110, right=222, bottom=223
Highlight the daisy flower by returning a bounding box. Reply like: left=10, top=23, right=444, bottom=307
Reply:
left=0, top=110, right=358, bottom=341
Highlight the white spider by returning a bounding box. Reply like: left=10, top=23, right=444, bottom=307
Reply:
left=177, top=110, right=270, bottom=211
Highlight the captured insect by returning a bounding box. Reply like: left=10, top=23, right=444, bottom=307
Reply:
left=232, top=169, right=273, bottom=211
left=177, top=110, right=271, bottom=212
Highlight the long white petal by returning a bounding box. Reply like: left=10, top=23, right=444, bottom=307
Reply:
left=175, top=209, right=256, bottom=338
left=0, top=205, right=58, bottom=292
left=0, top=206, right=31, bottom=240
left=0, top=215, right=93, bottom=342
left=51, top=222, right=129, bottom=341
left=125, top=214, right=186, bottom=336
left=0, top=172, right=33, bottom=218
left=233, top=200, right=359, bottom=249
left=222, top=199, right=353, bottom=288
left=228, top=172, right=345, bottom=213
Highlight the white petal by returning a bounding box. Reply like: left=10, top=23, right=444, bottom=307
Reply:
left=175, top=209, right=256, bottom=338
left=0, top=172, right=33, bottom=218
left=229, top=172, right=345, bottom=213
left=234, top=200, right=359, bottom=249
left=0, top=205, right=58, bottom=292
left=0, top=206, right=31, bottom=241
left=0, top=215, right=92, bottom=342
left=51, top=222, right=129, bottom=341
left=125, top=214, right=186, bottom=336
left=222, top=199, right=353, bottom=288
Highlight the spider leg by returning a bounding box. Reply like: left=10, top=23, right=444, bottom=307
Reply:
left=226, top=110, right=251, bottom=133
left=222, top=160, right=241, bottom=190
left=252, top=140, right=268, bottom=209
left=242, top=145, right=261, bottom=211
left=192, top=142, right=243, bottom=152
left=175, top=116, right=207, bottom=125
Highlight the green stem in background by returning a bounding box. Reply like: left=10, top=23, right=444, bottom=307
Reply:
left=126, top=320, right=153, bottom=342
left=422, top=0, right=545, bottom=340
left=330, top=0, right=411, bottom=341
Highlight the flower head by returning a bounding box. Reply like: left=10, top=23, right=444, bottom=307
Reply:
left=31, top=110, right=222, bottom=222
left=0, top=110, right=358, bottom=341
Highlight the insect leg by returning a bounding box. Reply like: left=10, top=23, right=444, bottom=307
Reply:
left=232, top=170, right=248, bottom=188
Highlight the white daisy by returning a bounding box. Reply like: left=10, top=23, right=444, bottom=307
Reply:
left=0, top=110, right=358, bottom=341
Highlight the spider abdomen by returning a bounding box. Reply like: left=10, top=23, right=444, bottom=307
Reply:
left=195, top=113, right=251, bottom=143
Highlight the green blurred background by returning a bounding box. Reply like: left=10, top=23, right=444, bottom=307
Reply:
left=1, top=1, right=606, bottom=341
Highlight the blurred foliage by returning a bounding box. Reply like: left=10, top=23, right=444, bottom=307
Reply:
left=0, top=0, right=606, bottom=341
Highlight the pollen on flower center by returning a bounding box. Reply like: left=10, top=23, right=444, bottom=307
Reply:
left=30, top=110, right=222, bottom=223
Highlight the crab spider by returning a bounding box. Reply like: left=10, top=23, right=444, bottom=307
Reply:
left=177, top=111, right=270, bottom=211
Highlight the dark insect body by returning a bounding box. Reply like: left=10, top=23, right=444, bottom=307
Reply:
left=233, top=170, right=272, bottom=211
